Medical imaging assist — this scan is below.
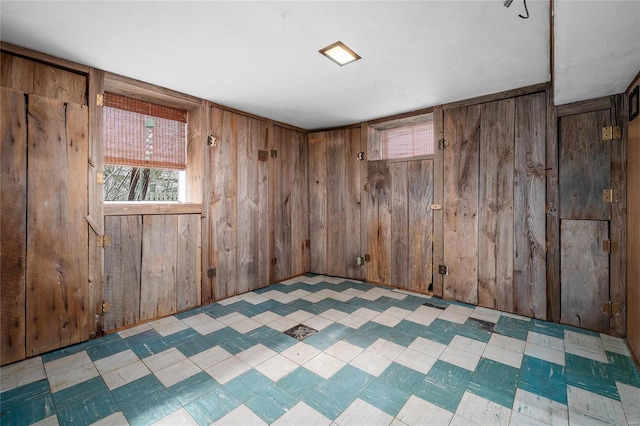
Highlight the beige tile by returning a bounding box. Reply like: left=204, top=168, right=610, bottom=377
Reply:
left=469, top=306, right=502, bottom=324
left=48, top=362, right=100, bottom=393
left=205, top=356, right=251, bottom=384
left=367, top=339, right=405, bottom=361
left=438, top=305, right=473, bottom=324
left=337, top=314, right=368, bottom=329
left=151, top=317, right=189, bottom=337
left=154, top=358, right=201, bottom=388
left=512, top=388, right=568, bottom=426
left=89, top=411, right=128, bottom=426
left=252, top=311, right=282, bottom=325
left=282, top=342, right=321, bottom=365
left=371, top=313, right=402, bottom=327
left=286, top=310, right=316, bottom=323
left=254, top=354, right=299, bottom=382
left=0, top=356, right=46, bottom=392
left=151, top=408, right=198, bottom=425
left=305, top=315, right=333, bottom=331
left=455, top=392, right=511, bottom=425
left=229, top=318, right=262, bottom=334
left=408, top=336, right=447, bottom=358
left=271, top=402, right=331, bottom=426
left=268, top=317, right=299, bottom=332
left=439, top=346, right=480, bottom=371
left=94, top=349, right=140, bottom=375
left=396, top=395, right=454, bottom=425
left=303, top=353, right=346, bottom=379
left=395, top=348, right=437, bottom=374
left=190, top=346, right=232, bottom=370
left=180, top=313, right=213, bottom=327
left=324, top=341, right=364, bottom=363
left=351, top=307, right=381, bottom=320
left=319, top=309, right=349, bottom=321
left=102, top=360, right=151, bottom=390
left=236, top=344, right=277, bottom=367
left=334, top=398, right=393, bottom=426
left=213, top=404, right=268, bottom=426
left=218, top=312, right=249, bottom=325
left=117, top=323, right=152, bottom=338
left=143, top=348, right=185, bottom=372
left=350, top=351, right=392, bottom=377
left=384, top=307, right=412, bottom=319
left=44, top=351, right=93, bottom=377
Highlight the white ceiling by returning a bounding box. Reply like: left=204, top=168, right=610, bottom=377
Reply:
left=1, top=1, right=638, bottom=130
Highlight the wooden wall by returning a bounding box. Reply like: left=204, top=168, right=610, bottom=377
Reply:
left=627, top=73, right=640, bottom=361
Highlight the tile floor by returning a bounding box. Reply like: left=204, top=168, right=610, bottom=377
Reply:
left=2, top=274, right=640, bottom=426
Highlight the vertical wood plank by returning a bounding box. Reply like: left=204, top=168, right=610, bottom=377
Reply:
left=367, top=161, right=392, bottom=285
left=609, top=94, right=627, bottom=337
left=32, top=62, right=87, bottom=105
left=359, top=125, right=369, bottom=284
left=103, top=216, right=142, bottom=331
left=367, top=125, right=381, bottom=161
left=514, top=93, right=547, bottom=319
left=273, top=126, right=291, bottom=281
left=443, top=105, right=480, bottom=304
left=326, top=130, right=347, bottom=277
left=546, top=84, right=561, bottom=323
left=290, top=128, right=309, bottom=277
left=390, top=162, right=409, bottom=289
left=560, top=220, right=609, bottom=332
left=558, top=110, right=611, bottom=220
left=309, top=133, right=327, bottom=274
left=205, top=106, right=221, bottom=302
left=140, top=215, right=178, bottom=320
left=345, top=128, right=362, bottom=280
left=408, top=159, right=433, bottom=294
left=1, top=52, right=34, bottom=93
left=256, top=119, right=270, bottom=289
left=87, top=68, right=105, bottom=337
left=236, top=114, right=257, bottom=295
left=432, top=106, right=445, bottom=297
left=177, top=214, right=201, bottom=311
left=26, top=95, right=89, bottom=356
left=478, top=99, right=515, bottom=311
left=1, top=87, right=27, bottom=364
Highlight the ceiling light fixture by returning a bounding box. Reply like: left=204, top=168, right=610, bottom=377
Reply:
left=319, top=41, right=361, bottom=66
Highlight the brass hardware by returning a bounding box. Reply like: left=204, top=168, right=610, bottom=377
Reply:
left=356, top=254, right=371, bottom=266
left=97, top=235, right=111, bottom=247
left=96, top=172, right=104, bottom=184
left=271, top=149, right=278, bottom=159
left=430, top=204, right=442, bottom=210
left=258, top=150, right=268, bottom=162
left=207, top=135, right=217, bottom=147
left=102, top=301, right=110, bottom=313
left=602, top=301, right=620, bottom=316
left=357, top=152, right=365, bottom=161
left=602, top=240, right=619, bottom=253
left=603, top=189, right=620, bottom=203
left=364, top=183, right=370, bottom=192
left=96, top=94, right=104, bottom=107
left=438, top=139, right=448, bottom=150
left=602, top=126, right=621, bottom=141
left=438, top=265, right=448, bottom=275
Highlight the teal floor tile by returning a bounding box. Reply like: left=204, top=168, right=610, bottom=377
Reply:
left=393, top=320, right=430, bottom=337
left=86, top=338, right=130, bottom=361
left=224, top=370, right=273, bottom=403
left=219, top=335, right=258, bottom=355
left=467, top=358, right=519, bottom=408
left=360, top=379, right=410, bottom=416
left=52, top=376, right=110, bottom=408
left=184, top=387, right=240, bottom=425
left=413, top=360, right=473, bottom=413
left=530, top=319, right=564, bottom=339
left=175, top=336, right=217, bottom=357
left=378, top=362, right=426, bottom=394
left=244, top=384, right=298, bottom=423
left=518, top=355, right=567, bottom=405
left=344, top=329, right=379, bottom=349
left=55, top=393, right=118, bottom=426
left=303, top=330, right=340, bottom=351
left=420, top=319, right=461, bottom=345
left=169, top=372, right=221, bottom=406
left=303, top=382, right=356, bottom=420
left=381, top=328, right=416, bottom=347
left=0, top=380, right=55, bottom=426
left=565, top=353, right=619, bottom=400
left=276, top=367, right=324, bottom=399
left=494, top=316, right=530, bottom=341
left=607, top=352, right=640, bottom=388
left=245, top=325, right=283, bottom=341
left=119, top=389, right=181, bottom=426
left=328, top=365, right=375, bottom=396
left=160, top=328, right=199, bottom=346
left=458, top=319, right=493, bottom=343
left=261, top=332, right=298, bottom=353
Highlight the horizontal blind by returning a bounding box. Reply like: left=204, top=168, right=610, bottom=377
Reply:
left=380, top=114, right=434, bottom=160
left=104, top=92, right=187, bottom=170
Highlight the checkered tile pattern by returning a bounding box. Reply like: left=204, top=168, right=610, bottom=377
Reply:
left=2, top=274, right=639, bottom=425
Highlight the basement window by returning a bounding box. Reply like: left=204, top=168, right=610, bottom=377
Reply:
left=103, top=93, right=187, bottom=201
left=377, top=113, right=434, bottom=160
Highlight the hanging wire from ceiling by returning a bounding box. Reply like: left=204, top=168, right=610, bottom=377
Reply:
left=519, top=0, right=530, bottom=19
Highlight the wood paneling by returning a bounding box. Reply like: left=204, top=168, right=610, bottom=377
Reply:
left=559, top=110, right=611, bottom=220
left=513, top=93, right=547, bottom=319
left=309, top=134, right=327, bottom=274
left=1, top=52, right=34, bottom=93
left=432, top=106, right=445, bottom=297
left=326, top=130, right=347, bottom=277
left=104, top=216, right=142, bottom=331
left=408, top=160, right=433, bottom=293
left=443, top=105, right=480, bottom=304
left=272, top=126, right=292, bottom=281
left=345, top=129, right=362, bottom=281
left=478, top=99, right=515, bottom=311
left=391, top=162, right=409, bottom=288
left=546, top=84, right=561, bottom=323
left=627, top=76, right=640, bottom=361
left=367, top=161, right=392, bottom=285
left=1, top=87, right=27, bottom=364
left=560, top=220, right=609, bottom=332
left=177, top=214, right=201, bottom=311
left=26, top=95, right=89, bottom=356
left=291, top=128, right=310, bottom=277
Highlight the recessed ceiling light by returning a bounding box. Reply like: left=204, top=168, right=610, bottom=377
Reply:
left=319, top=41, right=361, bottom=66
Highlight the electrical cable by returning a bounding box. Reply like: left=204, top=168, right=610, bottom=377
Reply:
left=519, top=0, right=530, bottom=19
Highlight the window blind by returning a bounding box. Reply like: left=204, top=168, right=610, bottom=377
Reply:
left=103, top=92, right=187, bottom=170
left=380, top=114, right=434, bottom=160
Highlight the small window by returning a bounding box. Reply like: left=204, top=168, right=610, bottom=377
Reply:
left=103, top=93, right=187, bottom=201
left=379, top=113, right=434, bottom=160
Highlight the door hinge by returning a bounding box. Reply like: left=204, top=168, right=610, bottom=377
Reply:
left=438, top=139, right=449, bottom=150
left=97, top=235, right=111, bottom=247
left=438, top=265, right=449, bottom=275
left=364, top=183, right=370, bottom=192
left=102, top=301, right=110, bottom=313
left=602, top=301, right=620, bottom=316
left=96, top=94, right=104, bottom=107
left=602, top=126, right=621, bottom=141
left=357, top=152, right=365, bottom=161
left=603, top=189, right=621, bottom=203
left=270, top=149, right=278, bottom=159
left=96, top=172, right=104, bottom=184
left=207, top=135, right=217, bottom=147
left=356, top=254, right=370, bottom=266
left=271, top=257, right=278, bottom=265
left=430, top=204, right=442, bottom=211
left=207, top=268, right=217, bottom=278
left=602, top=240, right=619, bottom=253
left=258, top=150, right=269, bottom=162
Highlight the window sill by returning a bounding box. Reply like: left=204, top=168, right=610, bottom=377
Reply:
left=104, top=202, right=202, bottom=216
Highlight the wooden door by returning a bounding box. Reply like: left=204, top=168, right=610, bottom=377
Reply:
left=366, top=159, right=433, bottom=293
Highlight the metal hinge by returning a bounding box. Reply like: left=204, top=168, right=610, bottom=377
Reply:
left=102, top=301, right=110, bottom=313
left=602, top=240, right=619, bottom=253
left=602, top=301, right=620, bottom=316
left=603, top=189, right=621, bottom=203
left=356, top=254, right=370, bottom=266
left=96, top=94, right=104, bottom=107
left=364, top=183, right=370, bottom=192
left=271, top=258, right=278, bottom=265
left=207, top=135, right=217, bottom=147
left=207, top=268, right=217, bottom=278
left=271, top=149, right=278, bottom=159
left=96, top=172, right=104, bottom=184
left=438, top=139, right=448, bottom=150
left=438, top=265, right=449, bottom=275
left=602, top=126, right=621, bottom=141
left=357, top=152, right=365, bottom=161
left=97, top=235, right=111, bottom=247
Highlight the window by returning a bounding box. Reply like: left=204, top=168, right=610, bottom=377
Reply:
left=103, top=93, right=187, bottom=201
left=379, top=113, right=434, bottom=160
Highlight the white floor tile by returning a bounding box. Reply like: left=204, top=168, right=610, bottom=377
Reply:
left=449, top=335, right=486, bottom=356
left=254, top=354, right=299, bottom=382
left=143, top=348, right=185, bottom=372
left=236, top=344, right=277, bottom=367
left=324, top=341, right=364, bottom=363
left=229, top=318, right=262, bottom=334
left=337, top=314, right=369, bottom=329
left=31, top=415, right=59, bottom=426
left=455, top=392, right=511, bottom=425
left=268, top=317, right=299, bottom=332
left=334, top=398, right=393, bottom=426
left=408, top=336, right=447, bottom=358
left=271, top=402, right=331, bottom=426
left=90, top=411, right=128, bottom=426
left=319, top=309, right=349, bottom=322
left=151, top=407, right=198, bottom=425
left=527, top=332, right=564, bottom=352
left=286, top=310, right=316, bottom=324
left=564, top=331, right=608, bottom=363
left=180, top=313, right=213, bottom=328
left=151, top=317, right=189, bottom=337
left=470, top=307, right=502, bottom=324
left=396, top=395, right=454, bottom=425
left=483, top=344, right=523, bottom=369
left=512, top=388, right=568, bottom=426
left=439, top=346, right=481, bottom=371
left=102, top=360, right=151, bottom=390
left=601, top=334, right=631, bottom=356
left=350, top=351, right=392, bottom=377
left=214, top=404, right=268, bottom=426
left=218, top=312, right=249, bottom=325
left=205, top=356, right=251, bottom=384
left=190, top=346, right=232, bottom=370
left=282, top=342, right=322, bottom=365
left=367, top=339, right=405, bottom=361
left=567, top=385, right=627, bottom=425
left=352, top=307, right=381, bottom=320
left=252, top=311, right=282, bottom=325
left=305, top=315, right=334, bottom=331
left=47, top=361, right=100, bottom=393
left=395, top=348, right=437, bottom=375
left=489, top=334, right=526, bottom=353
left=44, top=351, right=93, bottom=377
left=371, top=313, right=403, bottom=327
left=303, top=353, right=346, bottom=380
left=94, top=349, right=139, bottom=375
left=449, top=414, right=478, bottom=425
left=154, top=357, right=201, bottom=387
left=117, top=323, right=152, bottom=338
left=524, top=342, right=565, bottom=366
left=438, top=305, right=474, bottom=324
left=0, top=356, right=46, bottom=392
left=617, top=382, right=640, bottom=425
